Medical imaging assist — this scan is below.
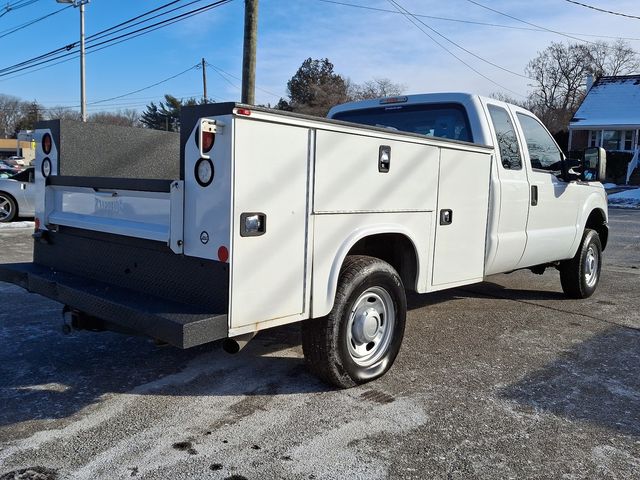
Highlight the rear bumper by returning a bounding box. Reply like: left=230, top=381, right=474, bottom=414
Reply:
left=0, top=262, right=228, bottom=348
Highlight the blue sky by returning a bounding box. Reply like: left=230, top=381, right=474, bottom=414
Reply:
left=1, top=0, right=640, bottom=114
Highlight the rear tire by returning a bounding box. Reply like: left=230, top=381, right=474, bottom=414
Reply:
left=301, top=255, right=407, bottom=389
left=559, top=229, right=602, bottom=299
left=0, top=193, right=17, bottom=223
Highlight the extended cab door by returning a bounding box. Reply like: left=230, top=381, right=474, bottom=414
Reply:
left=482, top=100, right=530, bottom=274
left=511, top=108, right=581, bottom=267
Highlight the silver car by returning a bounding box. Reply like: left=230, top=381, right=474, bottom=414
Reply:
left=0, top=167, right=35, bottom=222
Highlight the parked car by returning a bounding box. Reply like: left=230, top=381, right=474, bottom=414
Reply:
left=0, top=160, right=20, bottom=178
left=0, top=167, right=35, bottom=222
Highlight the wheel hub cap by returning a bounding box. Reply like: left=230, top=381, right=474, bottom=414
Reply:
left=353, top=308, right=380, bottom=343
left=346, top=286, right=396, bottom=367
left=584, top=246, right=599, bottom=288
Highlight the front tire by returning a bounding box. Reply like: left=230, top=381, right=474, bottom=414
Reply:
left=0, top=193, right=17, bottom=223
left=559, top=229, right=602, bottom=299
left=301, top=255, right=407, bottom=389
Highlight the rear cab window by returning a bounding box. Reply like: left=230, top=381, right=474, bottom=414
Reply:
left=487, top=105, right=522, bottom=170
left=331, top=103, right=473, bottom=143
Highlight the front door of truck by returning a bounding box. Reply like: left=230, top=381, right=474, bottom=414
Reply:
left=483, top=101, right=530, bottom=274
left=512, top=109, right=581, bottom=267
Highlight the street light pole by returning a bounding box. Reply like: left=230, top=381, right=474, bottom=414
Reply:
left=57, top=0, right=89, bottom=122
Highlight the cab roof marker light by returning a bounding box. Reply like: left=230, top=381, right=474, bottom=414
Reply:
left=236, top=108, right=252, bottom=116
left=380, top=96, right=408, bottom=105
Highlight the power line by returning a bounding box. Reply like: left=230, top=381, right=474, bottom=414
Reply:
left=205, top=61, right=282, bottom=99
left=0, top=0, right=234, bottom=78
left=0, top=4, right=72, bottom=40
left=563, top=0, right=640, bottom=21
left=314, top=0, right=640, bottom=41
left=0, top=0, right=42, bottom=19
left=465, top=0, right=597, bottom=45
left=0, top=0, right=194, bottom=75
left=389, top=0, right=530, bottom=80
left=386, top=0, right=526, bottom=97
left=89, top=64, right=201, bottom=106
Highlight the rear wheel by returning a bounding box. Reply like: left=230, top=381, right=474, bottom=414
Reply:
left=559, top=229, right=602, bottom=299
left=301, top=255, right=406, bottom=388
left=0, top=193, right=17, bottom=222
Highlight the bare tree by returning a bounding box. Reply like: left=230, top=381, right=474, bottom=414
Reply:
left=46, top=106, right=82, bottom=121
left=589, top=40, right=640, bottom=77
left=349, top=78, right=406, bottom=101
left=89, top=110, right=140, bottom=127
left=525, top=40, right=640, bottom=133
left=0, top=94, right=24, bottom=138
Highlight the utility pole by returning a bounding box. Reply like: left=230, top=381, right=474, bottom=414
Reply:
left=202, top=57, right=208, bottom=103
left=56, top=0, right=88, bottom=122
left=80, top=1, right=86, bottom=121
left=241, top=0, right=258, bottom=105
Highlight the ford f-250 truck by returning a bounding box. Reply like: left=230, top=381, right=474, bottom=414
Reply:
left=0, top=93, right=608, bottom=388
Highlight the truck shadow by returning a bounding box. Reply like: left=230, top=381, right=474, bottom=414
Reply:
left=498, top=326, right=640, bottom=437
left=0, top=289, right=325, bottom=431
left=406, top=279, right=566, bottom=310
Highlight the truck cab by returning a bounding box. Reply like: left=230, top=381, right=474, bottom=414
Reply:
left=329, top=93, right=608, bottom=277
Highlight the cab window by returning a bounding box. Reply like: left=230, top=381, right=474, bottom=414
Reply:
left=488, top=105, right=521, bottom=170
left=332, top=103, right=473, bottom=142
left=516, top=113, right=563, bottom=173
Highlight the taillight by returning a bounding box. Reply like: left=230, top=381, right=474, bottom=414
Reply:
left=236, top=108, right=252, bottom=116
left=202, top=131, right=215, bottom=153
left=42, top=133, right=52, bottom=155
left=195, top=127, right=215, bottom=154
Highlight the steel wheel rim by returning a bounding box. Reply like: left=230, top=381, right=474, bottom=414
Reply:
left=0, top=196, right=11, bottom=220
left=346, top=286, right=395, bottom=367
left=584, top=245, right=599, bottom=288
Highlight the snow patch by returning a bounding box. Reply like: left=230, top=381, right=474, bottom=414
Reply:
left=0, top=221, right=34, bottom=229
left=608, top=188, right=640, bottom=208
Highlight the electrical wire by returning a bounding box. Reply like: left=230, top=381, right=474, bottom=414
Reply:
left=465, top=0, right=597, bottom=45
left=0, top=0, right=234, bottom=78
left=313, top=0, right=640, bottom=41
left=88, top=64, right=201, bottom=106
left=0, top=0, right=42, bottom=19
left=389, top=0, right=530, bottom=80
left=205, top=62, right=283, bottom=99
left=0, top=4, right=72, bottom=40
left=386, top=0, right=526, bottom=97
left=563, top=0, right=640, bottom=21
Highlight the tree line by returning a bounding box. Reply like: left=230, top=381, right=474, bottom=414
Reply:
left=1, top=39, right=638, bottom=139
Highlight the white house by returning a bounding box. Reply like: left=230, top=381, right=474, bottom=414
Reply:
left=569, top=75, right=640, bottom=153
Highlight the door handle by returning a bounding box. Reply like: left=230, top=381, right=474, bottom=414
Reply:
left=531, top=185, right=538, bottom=206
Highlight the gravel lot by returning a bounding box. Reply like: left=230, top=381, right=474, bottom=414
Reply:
left=0, top=210, right=639, bottom=479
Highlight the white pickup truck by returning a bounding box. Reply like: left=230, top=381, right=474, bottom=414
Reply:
left=0, top=93, right=608, bottom=388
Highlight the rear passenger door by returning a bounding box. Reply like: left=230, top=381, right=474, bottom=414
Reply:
left=511, top=108, right=580, bottom=267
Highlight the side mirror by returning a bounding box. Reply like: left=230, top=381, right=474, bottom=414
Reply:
left=582, top=147, right=606, bottom=182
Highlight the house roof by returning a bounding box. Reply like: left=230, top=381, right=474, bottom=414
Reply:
left=569, top=75, right=640, bottom=130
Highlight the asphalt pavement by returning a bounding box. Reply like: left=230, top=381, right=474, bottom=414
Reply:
left=0, top=210, right=639, bottom=479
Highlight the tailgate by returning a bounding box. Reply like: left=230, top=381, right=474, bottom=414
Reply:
left=43, top=176, right=184, bottom=253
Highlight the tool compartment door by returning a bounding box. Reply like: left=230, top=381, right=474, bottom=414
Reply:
left=230, top=119, right=310, bottom=328
left=432, top=149, right=491, bottom=287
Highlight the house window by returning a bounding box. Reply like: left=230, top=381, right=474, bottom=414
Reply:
left=588, top=130, right=601, bottom=148
left=601, top=130, right=635, bottom=151
left=623, top=130, right=633, bottom=151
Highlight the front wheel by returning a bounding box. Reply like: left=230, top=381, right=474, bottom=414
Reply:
left=559, top=229, right=602, bottom=299
left=301, top=255, right=407, bottom=389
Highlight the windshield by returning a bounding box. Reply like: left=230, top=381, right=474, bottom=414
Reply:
left=331, top=103, right=473, bottom=142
